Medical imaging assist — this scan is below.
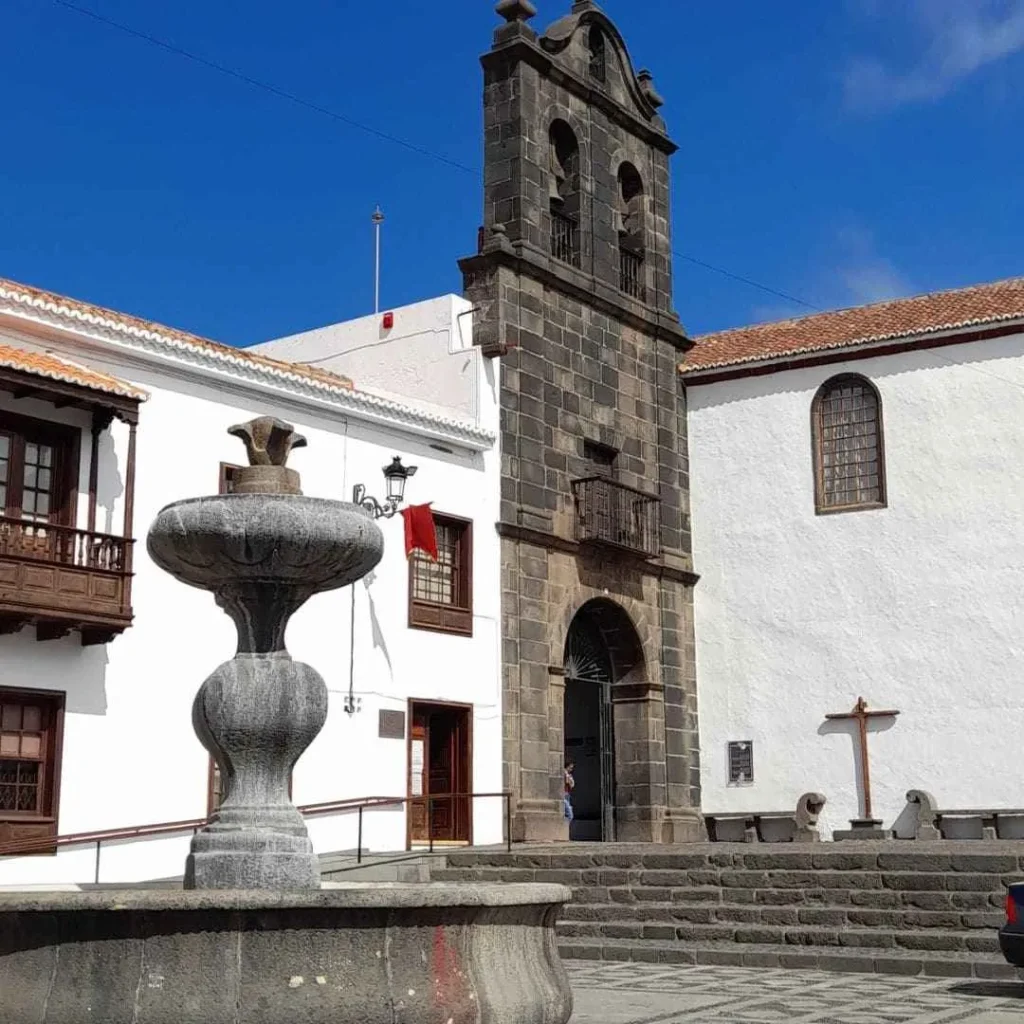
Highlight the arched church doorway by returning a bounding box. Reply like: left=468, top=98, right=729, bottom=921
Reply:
left=563, top=599, right=646, bottom=842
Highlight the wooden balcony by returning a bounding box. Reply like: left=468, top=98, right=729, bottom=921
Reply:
left=571, top=477, right=661, bottom=559
left=0, top=517, right=133, bottom=644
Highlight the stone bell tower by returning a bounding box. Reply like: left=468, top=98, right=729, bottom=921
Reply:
left=460, top=1, right=702, bottom=844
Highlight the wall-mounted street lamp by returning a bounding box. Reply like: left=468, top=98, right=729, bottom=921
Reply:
left=352, top=456, right=418, bottom=519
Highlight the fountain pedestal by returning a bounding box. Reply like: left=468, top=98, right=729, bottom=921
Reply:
left=0, top=417, right=572, bottom=1024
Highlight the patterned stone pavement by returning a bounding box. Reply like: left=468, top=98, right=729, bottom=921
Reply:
left=566, top=960, right=1024, bottom=1024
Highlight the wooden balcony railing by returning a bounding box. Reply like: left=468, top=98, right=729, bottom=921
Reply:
left=550, top=209, right=580, bottom=267
left=620, top=247, right=646, bottom=301
left=0, top=518, right=129, bottom=572
left=0, top=517, right=133, bottom=637
left=572, top=476, right=661, bottom=558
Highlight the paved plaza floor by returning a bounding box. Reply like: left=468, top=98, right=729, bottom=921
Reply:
left=566, top=960, right=1024, bottom=1024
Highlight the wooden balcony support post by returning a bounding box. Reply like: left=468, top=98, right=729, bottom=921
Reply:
left=87, top=410, right=114, bottom=535
left=122, top=415, right=138, bottom=602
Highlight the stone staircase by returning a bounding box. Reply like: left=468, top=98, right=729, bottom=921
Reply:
left=433, top=842, right=1024, bottom=980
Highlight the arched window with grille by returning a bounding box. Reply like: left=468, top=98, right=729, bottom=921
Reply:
left=549, top=120, right=581, bottom=267
left=812, top=374, right=886, bottom=513
left=617, top=162, right=646, bottom=300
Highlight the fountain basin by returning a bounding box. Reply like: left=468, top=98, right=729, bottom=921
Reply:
left=0, top=883, right=573, bottom=1024
left=147, top=494, right=384, bottom=593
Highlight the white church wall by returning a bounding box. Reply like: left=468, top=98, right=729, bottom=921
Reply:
left=688, top=333, right=1024, bottom=839
left=0, top=316, right=500, bottom=886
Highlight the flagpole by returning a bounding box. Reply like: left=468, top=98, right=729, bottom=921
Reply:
left=372, top=205, right=384, bottom=314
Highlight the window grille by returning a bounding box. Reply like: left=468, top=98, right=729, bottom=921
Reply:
left=813, top=376, right=885, bottom=512
left=728, top=741, right=754, bottom=785
left=551, top=209, right=580, bottom=267
left=620, top=248, right=646, bottom=300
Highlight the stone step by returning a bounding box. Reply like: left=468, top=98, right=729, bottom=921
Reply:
left=443, top=844, right=1024, bottom=875
left=558, top=936, right=1022, bottom=981
left=556, top=918, right=1003, bottom=953
left=560, top=901, right=1005, bottom=930
left=437, top=865, right=1016, bottom=892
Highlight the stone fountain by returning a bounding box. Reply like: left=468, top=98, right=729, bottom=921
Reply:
left=0, top=418, right=572, bottom=1024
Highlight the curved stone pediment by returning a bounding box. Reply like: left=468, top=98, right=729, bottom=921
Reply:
left=540, top=4, right=664, bottom=123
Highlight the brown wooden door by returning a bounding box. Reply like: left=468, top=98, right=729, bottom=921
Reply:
left=429, top=713, right=456, bottom=840
left=409, top=713, right=429, bottom=843
left=408, top=703, right=471, bottom=846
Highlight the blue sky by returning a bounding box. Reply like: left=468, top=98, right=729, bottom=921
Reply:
left=2, top=0, right=1023, bottom=344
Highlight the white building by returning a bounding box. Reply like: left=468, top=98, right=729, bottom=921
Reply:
left=683, top=277, right=1024, bottom=839
left=0, top=276, right=501, bottom=886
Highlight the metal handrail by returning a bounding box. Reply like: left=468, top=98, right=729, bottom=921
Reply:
left=0, top=790, right=513, bottom=882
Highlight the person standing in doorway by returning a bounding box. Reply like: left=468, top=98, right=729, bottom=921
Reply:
left=563, top=761, right=575, bottom=825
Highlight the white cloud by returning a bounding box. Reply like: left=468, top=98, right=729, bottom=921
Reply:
left=746, top=227, right=911, bottom=325
left=835, top=226, right=913, bottom=305
left=844, top=0, right=1024, bottom=112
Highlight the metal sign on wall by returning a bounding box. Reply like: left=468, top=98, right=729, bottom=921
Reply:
left=378, top=709, right=406, bottom=740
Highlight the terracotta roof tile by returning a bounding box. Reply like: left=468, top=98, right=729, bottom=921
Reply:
left=681, top=276, right=1024, bottom=375
left=0, top=343, right=148, bottom=400
left=0, top=276, right=355, bottom=392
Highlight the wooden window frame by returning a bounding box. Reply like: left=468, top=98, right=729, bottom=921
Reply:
left=408, top=512, right=473, bottom=638
left=0, top=409, right=80, bottom=527
left=811, top=373, right=887, bottom=515
left=0, top=687, right=65, bottom=853
left=219, top=462, right=241, bottom=495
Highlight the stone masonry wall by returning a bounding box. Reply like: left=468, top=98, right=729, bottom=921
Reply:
left=462, top=5, right=701, bottom=843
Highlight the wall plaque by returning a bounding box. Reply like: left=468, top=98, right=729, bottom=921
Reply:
left=378, top=709, right=406, bottom=740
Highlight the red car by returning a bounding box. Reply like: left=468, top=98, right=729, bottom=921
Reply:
left=1000, top=882, right=1024, bottom=967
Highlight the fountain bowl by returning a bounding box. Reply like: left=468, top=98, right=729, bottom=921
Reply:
left=0, top=883, right=573, bottom=1024
left=147, top=494, right=385, bottom=593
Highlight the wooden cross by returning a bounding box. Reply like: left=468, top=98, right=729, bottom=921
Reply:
left=825, top=697, right=900, bottom=822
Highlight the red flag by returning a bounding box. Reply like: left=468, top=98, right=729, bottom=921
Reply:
left=400, top=503, right=438, bottom=561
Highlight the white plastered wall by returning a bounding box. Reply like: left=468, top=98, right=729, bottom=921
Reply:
left=688, top=333, right=1024, bottom=839
left=0, top=312, right=501, bottom=885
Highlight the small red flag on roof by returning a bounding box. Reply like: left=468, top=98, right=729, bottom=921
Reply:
left=400, top=503, right=438, bottom=561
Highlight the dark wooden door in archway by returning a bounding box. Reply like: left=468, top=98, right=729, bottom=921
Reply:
left=564, top=613, right=616, bottom=842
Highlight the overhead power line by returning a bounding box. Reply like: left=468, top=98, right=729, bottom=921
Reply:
left=673, top=254, right=822, bottom=311
left=53, top=0, right=821, bottom=313
left=53, top=0, right=476, bottom=174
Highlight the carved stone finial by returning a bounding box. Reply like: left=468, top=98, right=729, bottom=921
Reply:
left=228, top=416, right=306, bottom=467
left=227, top=416, right=307, bottom=495
left=496, top=0, right=537, bottom=22
left=637, top=69, right=665, bottom=110
left=483, top=222, right=515, bottom=255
